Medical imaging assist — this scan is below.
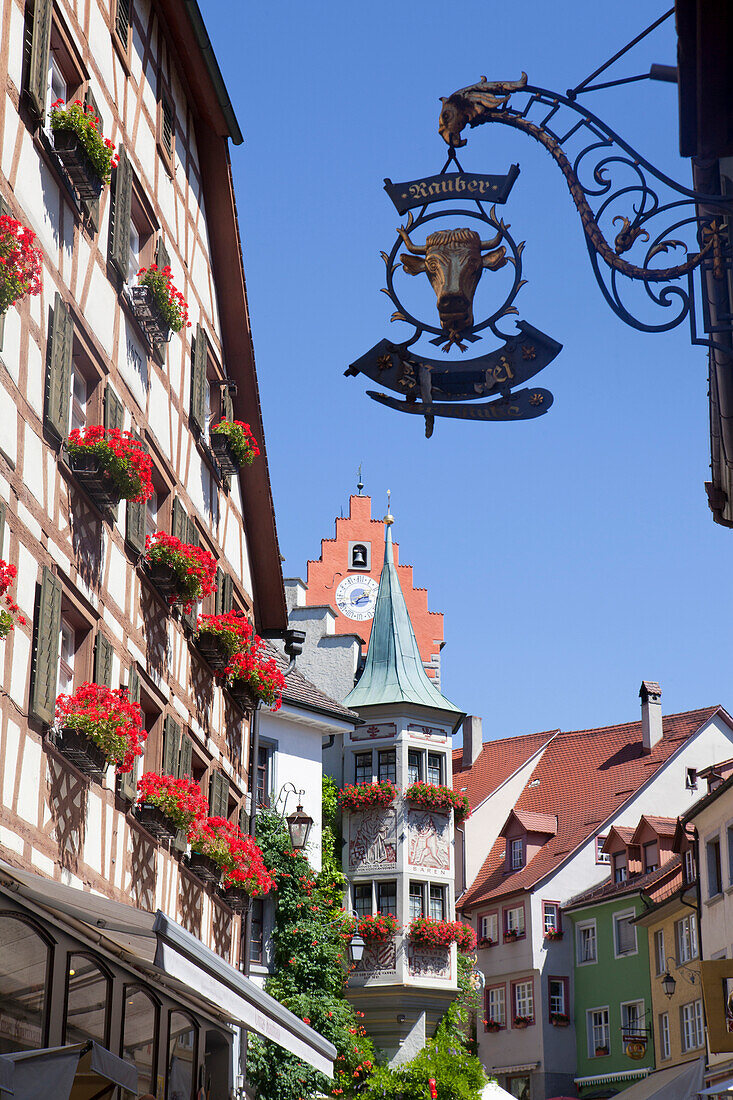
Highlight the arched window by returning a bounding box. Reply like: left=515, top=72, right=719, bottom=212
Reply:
left=351, top=543, right=368, bottom=569
left=167, top=1011, right=197, bottom=1100
left=64, top=953, right=110, bottom=1046
left=0, top=912, right=52, bottom=1053
left=122, top=985, right=159, bottom=1096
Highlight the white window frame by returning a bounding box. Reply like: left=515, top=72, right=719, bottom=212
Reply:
left=681, top=999, right=704, bottom=1051
left=576, top=919, right=597, bottom=965
left=510, top=838, right=524, bottom=870
left=46, top=53, right=67, bottom=133
left=480, top=912, right=498, bottom=944
left=486, top=985, right=506, bottom=1028
left=685, top=848, right=695, bottom=883
left=548, top=978, right=566, bottom=1016
left=408, top=882, right=425, bottom=922
left=654, top=929, right=666, bottom=976
left=596, top=836, right=610, bottom=864
left=587, top=1006, right=610, bottom=1057
left=676, top=914, right=698, bottom=963
left=543, top=902, right=560, bottom=934
left=660, top=1012, right=671, bottom=1060
left=513, top=979, right=533, bottom=1022
left=621, top=999, right=645, bottom=1038
left=505, top=905, right=525, bottom=937
left=58, top=617, right=76, bottom=696
left=613, top=909, right=638, bottom=959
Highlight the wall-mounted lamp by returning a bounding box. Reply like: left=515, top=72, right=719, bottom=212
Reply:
left=349, top=934, right=366, bottom=965
left=276, top=783, right=314, bottom=851
left=660, top=956, right=697, bottom=999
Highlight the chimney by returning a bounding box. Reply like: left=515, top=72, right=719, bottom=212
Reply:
left=640, top=681, right=663, bottom=753
left=463, top=715, right=483, bottom=768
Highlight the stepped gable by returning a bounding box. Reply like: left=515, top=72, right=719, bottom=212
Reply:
left=458, top=705, right=723, bottom=911
left=451, top=730, right=557, bottom=812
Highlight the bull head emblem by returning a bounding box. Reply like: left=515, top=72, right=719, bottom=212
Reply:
left=397, top=225, right=507, bottom=347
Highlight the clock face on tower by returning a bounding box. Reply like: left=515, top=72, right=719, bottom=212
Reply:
left=335, top=575, right=379, bottom=621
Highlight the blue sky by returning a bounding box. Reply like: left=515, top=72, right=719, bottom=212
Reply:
left=202, top=1, right=732, bottom=739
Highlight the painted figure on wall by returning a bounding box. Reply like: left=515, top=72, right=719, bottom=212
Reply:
left=408, top=810, right=450, bottom=870
left=349, top=808, right=397, bottom=869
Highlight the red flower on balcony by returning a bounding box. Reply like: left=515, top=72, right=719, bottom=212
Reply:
left=136, top=772, right=209, bottom=831
left=338, top=781, right=398, bottom=812
left=0, top=561, right=26, bottom=638
left=404, top=780, right=471, bottom=822
left=222, top=633, right=286, bottom=709
left=408, top=918, right=477, bottom=953
left=188, top=816, right=275, bottom=897
left=67, top=426, right=154, bottom=502
left=349, top=913, right=398, bottom=942
left=210, top=419, right=260, bottom=467
left=195, top=609, right=253, bottom=659
left=144, top=531, right=217, bottom=613
left=137, top=264, right=190, bottom=331
left=0, top=214, right=43, bottom=313
left=55, top=682, right=147, bottom=772
left=49, top=99, right=119, bottom=183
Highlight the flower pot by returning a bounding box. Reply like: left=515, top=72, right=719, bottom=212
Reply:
left=227, top=680, right=258, bottom=715
left=551, top=1018, right=569, bottom=1028
left=145, top=560, right=181, bottom=603
left=193, top=631, right=231, bottom=672
left=53, top=128, right=104, bottom=201
left=486, top=1023, right=501, bottom=1033
left=56, top=726, right=109, bottom=781
left=217, top=886, right=252, bottom=914
left=186, top=851, right=221, bottom=886
left=68, top=451, right=122, bottom=512
left=595, top=1048, right=609, bottom=1056
left=129, top=284, right=171, bottom=346
left=514, top=1020, right=529, bottom=1030
left=210, top=433, right=240, bottom=476
left=134, top=803, right=178, bottom=841
left=504, top=932, right=519, bottom=943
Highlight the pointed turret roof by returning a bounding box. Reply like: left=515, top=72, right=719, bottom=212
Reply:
left=344, top=522, right=461, bottom=720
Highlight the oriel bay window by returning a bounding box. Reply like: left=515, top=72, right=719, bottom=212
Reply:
left=429, top=885, right=445, bottom=921
left=64, top=954, right=110, bottom=1045
left=427, top=752, right=443, bottom=786
left=0, top=913, right=51, bottom=1053
left=353, top=885, right=371, bottom=920
left=409, top=882, right=424, bottom=921
left=378, top=750, right=396, bottom=784
left=122, top=985, right=158, bottom=1096
left=377, top=881, right=397, bottom=917
left=407, top=749, right=422, bottom=785
left=355, top=752, right=372, bottom=785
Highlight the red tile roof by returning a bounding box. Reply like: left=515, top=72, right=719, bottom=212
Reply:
left=451, top=730, right=557, bottom=812
left=602, top=825, right=635, bottom=853
left=631, top=815, right=678, bottom=843
left=565, top=854, right=683, bottom=910
left=500, top=810, right=558, bottom=837
left=457, top=706, right=724, bottom=911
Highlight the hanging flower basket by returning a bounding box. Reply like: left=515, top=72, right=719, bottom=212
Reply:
left=227, top=679, right=259, bottom=714
left=55, top=683, right=147, bottom=774
left=404, top=781, right=471, bottom=822
left=217, top=885, right=252, bottom=913
left=49, top=99, right=118, bottom=198
left=185, top=850, right=221, bottom=886
left=66, top=427, right=153, bottom=508
left=0, top=214, right=43, bottom=314
left=408, top=918, right=477, bottom=953
left=144, top=532, right=218, bottom=614
left=210, top=420, right=260, bottom=474
left=338, top=781, right=398, bottom=813
left=133, top=265, right=189, bottom=344
left=194, top=611, right=253, bottom=672
left=0, top=562, right=25, bottom=639
left=135, top=772, right=208, bottom=840
left=188, top=817, right=275, bottom=897
left=134, top=802, right=177, bottom=841
left=222, top=637, right=286, bottom=711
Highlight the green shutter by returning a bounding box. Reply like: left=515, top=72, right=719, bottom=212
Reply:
left=183, top=520, right=199, bottom=629
left=109, top=149, right=132, bottom=280
left=209, top=771, right=229, bottom=819
left=190, top=325, right=207, bottom=436
left=223, top=386, right=234, bottom=423
left=46, top=293, right=73, bottom=441
left=104, top=385, right=124, bottom=431
left=171, top=497, right=187, bottom=542
left=222, top=572, right=233, bottom=613
left=214, top=566, right=224, bottom=615
left=115, top=0, right=130, bottom=46
left=125, top=431, right=146, bottom=554
left=118, top=663, right=140, bottom=801
left=93, top=633, right=113, bottom=687
left=81, top=89, right=101, bottom=231
left=0, top=196, right=7, bottom=350
left=156, top=237, right=170, bottom=270
left=30, top=567, right=61, bottom=725
left=162, top=714, right=181, bottom=777
left=27, top=0, right=52, bottom=119
left=179, top=733, right=193, bottom=779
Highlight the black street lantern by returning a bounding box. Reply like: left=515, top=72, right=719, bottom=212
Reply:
left=662, top=971, right=676, bottom=999
left=286, top=803, right=314, bottom=851
left=349, top=934, right=366, bottom=965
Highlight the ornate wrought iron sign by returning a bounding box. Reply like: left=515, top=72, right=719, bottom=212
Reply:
left=347, top=154, right=561, bottom=436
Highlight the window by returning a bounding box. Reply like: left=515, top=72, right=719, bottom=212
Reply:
left=676, top=914, right=698, bottom=963
left=355, top=752, right=372, bottom=785
left=167, top=1012, right=196, bottom=1100
left=58, top=617, right=76, bottom=695
left=64, top=955, right=109, bottom=1044
left=353, top=885, right=371, bottom=919
left=543, top=902, right=561, bottom=935
left=122, top=987, right=158, bottom=1096
left=686, top=767, right=698, bottom=790
left=256, top=745, right=271, bottom=808
left=654, top=929, right=666, bottom=976
left=248, top=899, right=264, bottom=965
left=128, top=219, right=140, bottom=284
left=115, top=0, right=131, bottom=51
left=708, top=836, right=723, bottom=897
left=596, top=836, right=610, bottom=864
left=376, top=881, right=397, bottom=916
left=643, top=841, right=659, bottom=873
left=479, top=912, right=498, bottom=945
left=659, top=1012, right=671, bottom=1059
left=378, top=750, right=396, bottom=784
left=507, top=1077, right=530, bottom=1100
left=350, top=543, right=369, bottom=570
left=512, top=979, right=534, bottom=1024
left=427, top=753, right=443, bottom=786
left=614, top=910, right=637, bottom=957
left=504, top=905, right=525, bottom=938
left=548, top=977, right=567, bottom=1017
left=588, top=1008, right=610, bottom=1056
left=429, top=885, right=445, bottom=921
left=577, top=920, right=597, bottom=964
left=485, top=984, right=506, bottom=1028
left=409, top=882, right=424, bottom=921
left=0, top=913, right=51, bottom=1053
left=680, top=999, right=704, bottom=1051
left=145, top=490, right=159, bottom=542
left=159, top=89, right=174, bottom=162
left=407, top=750, right=422, bottom=785
left=685, top=848, right=696, bottom=884
left=621, top=1000, right=645, bottom=1039
left=509, top=838, right=524, bottom=870
left=70, top=365, right=87, bottom=432
left=613, top=852, right=627, bottom=883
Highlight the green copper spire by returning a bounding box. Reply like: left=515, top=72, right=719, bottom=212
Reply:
left=344, top=515, right=461, bottom=716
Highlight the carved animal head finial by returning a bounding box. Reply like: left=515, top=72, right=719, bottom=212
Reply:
left=438, top=73, right=529, bottom=146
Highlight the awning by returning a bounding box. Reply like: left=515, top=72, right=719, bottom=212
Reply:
left=0, top=1041, right=136, bottom=1100
left=575, top=1069, right=649, bottom=1087
left=0, top=861, right=336, bottom=1078
left=577, top=1058, right=705, bottom=1100
left=492, top=1063, right=539, bottom=1074
left=700, top=1074, right=733, bottom=1095
left=0, top=1057, right=13, bottom=1094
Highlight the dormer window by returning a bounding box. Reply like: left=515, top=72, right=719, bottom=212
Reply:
left=643, top=841, right=659, bottom=873
left=613, top=852, right=627, bottom=883
left=510, top=838, right=524, bottom=871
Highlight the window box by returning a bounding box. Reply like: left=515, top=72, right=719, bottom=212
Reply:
left=185, top=851, right=221, bottom=886
left=504, top=929, right=520, bottom=943
left=550, top=1013, right=570, bottom=1027
left=129, top=284, right=171, bottom=346
left=133, top=802, right=177, bottom=842
left=513, top=1016, right=533, bottom=1029
left=144, top=560, right=181, bottom=602
left=478, top=936, right=495, bottom=948
left=595, top=1046, right=609, bottom=1057
left=485, top=1020, right=501, bottom=1033
left=56, top=726, right=109, bottom=781
left=227, top=680, right=259, bottom=716
left=210, top=433, right=240, bottom=477
left=217, top=885, right=252, bottom=914
left=545, top=930, right=563, bottom=942
left=192, top=631, right=231, bottom=672
left=52, top=128, right=104, bottom=201
left=67, top=450, right=122, bottom=511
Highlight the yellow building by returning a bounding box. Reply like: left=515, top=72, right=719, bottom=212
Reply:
left=636, top=878, right=703, bottom=1071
